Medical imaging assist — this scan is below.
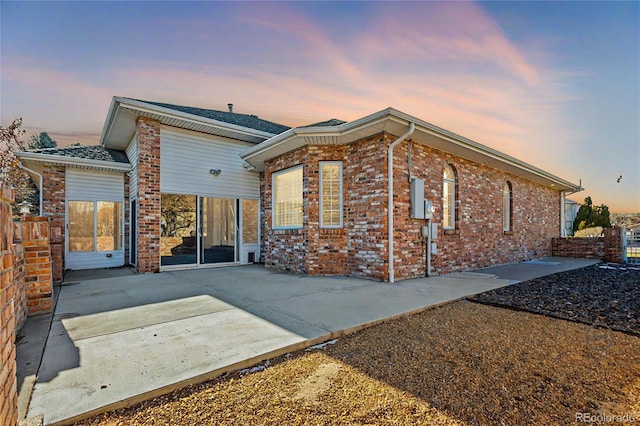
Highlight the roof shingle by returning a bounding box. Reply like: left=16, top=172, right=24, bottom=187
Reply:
left=134, top=99, right=291, bottom=135
left=28, top=146, right=129, bottom=164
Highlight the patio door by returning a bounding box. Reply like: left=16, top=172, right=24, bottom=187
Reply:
left=200, top=197, right=237, bottom=264
left=161, top=194, right=237, bottom=266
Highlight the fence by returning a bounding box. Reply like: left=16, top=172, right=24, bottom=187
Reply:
left=552, top=227, right=625, bottom=263
left=625, top=228, right=640, bottom=265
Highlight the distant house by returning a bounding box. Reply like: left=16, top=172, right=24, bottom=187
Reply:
left=16, top=97, right=581, bottom=282
left=564, top=199, right=579, bottom=236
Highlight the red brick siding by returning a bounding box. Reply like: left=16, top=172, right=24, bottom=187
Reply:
left=0, top=183, right=18, bottom=426
left=603, top=227, right=623, bottom=263
left=42, top=165, right=65, bottom=282
left=262, top=132, right=562, bottom=281
left=136, top=117, right=161, bottom=273
left=11, top=223, right=26, bottom=331
left=261, top=147, right=310, bottom=274
left=21, top=218, right=53, bottom=315
left=552, top=237, right=604, bottom=259
left=394, top=141, right=560, bottom=277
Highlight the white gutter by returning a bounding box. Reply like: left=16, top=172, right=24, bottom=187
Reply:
left=15, top=151, right=131, bottom=172
left=17, top=161, right=43, bottom=216
left=388, top=122, right=415, bottom=283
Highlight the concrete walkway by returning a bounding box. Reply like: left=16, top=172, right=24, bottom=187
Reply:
left=19, top=257, right=599, bottom=425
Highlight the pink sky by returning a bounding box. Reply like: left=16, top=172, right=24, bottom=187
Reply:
left=1, top=1, right=638, bottom=212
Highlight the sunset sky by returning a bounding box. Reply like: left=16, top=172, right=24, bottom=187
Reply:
left=1, top=1, right=638, bottom=212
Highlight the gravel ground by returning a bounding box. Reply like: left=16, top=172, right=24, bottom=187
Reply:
left=75, top=300, right=640, bottom=426
left=470, top=263, right=640, bottom=335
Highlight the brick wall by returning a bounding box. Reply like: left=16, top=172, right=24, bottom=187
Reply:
left=394, top=140, right=560, bottom=277
left=21, top=217, right=53, bottom=315
left=552, top=237, right=604, bottom=259
left=12, top=221, right=26, bottom=331
left=603, top=227, right=624, bottom=263
left=261, top=132, right=562, bottom=281
left=136, top=117, right=161, bottom=273
left=42, top=164, right=65, bottom=283
left=0, top=183, right=18, bottom=426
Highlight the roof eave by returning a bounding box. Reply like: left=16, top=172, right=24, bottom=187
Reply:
left=102, top=97, right=280, bottom=148
left=240, top=108, right=581, bottom=191
left=15, top=151, right=132, bottom=172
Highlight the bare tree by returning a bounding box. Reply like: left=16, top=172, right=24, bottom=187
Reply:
left=0, top=118, right=39, bottom=214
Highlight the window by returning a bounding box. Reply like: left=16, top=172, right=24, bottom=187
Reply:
left=273, top=166, right=303, bottom=228
left=320, top=162, right=343, bottom=228
left=68, top=200, right=122, bottom=252
left=97, top=201, right=122, bottom=251
left=443, top=165, right=456, bottom=229
left=503, top=181, right=512, bottom=231
left=68, top=201, right=95, bottom=252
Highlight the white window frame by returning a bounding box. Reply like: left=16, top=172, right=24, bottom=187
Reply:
left=443, top=165, right=456, bottom=230
left=319, top=161, right=343, bottom=228
left=503, top=182, right=512, bottom=232
left=272, top=166, right=303, bottom=229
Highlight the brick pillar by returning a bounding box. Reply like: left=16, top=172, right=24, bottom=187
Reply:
left=42, top=165, right=65, bottom=282
left=604, top=227, right=624, bottom=263
left=136, top=116, right=161, bottom=273
left=12, top=220, right=26, bottom=331
left=22, top=217, right=53, bottom=315
left=0, top=183, right=18, bottom=426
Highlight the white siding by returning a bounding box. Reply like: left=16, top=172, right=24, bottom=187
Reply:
left=126, top=134, right=139, bottom=200
left=65, top=169, right=125, bottom=270
left=66, top=169, right=124, bottom=201
left=160, top=128, right=259, bottom=198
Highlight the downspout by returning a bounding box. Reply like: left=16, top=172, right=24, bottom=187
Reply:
left=560, top=191, right=566, bottom=237
left=18, top=161, right=43, bottom=216
left=388, top=122, right=415, bottom=283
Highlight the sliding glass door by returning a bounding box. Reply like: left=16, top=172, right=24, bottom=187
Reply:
left=161, top=194, right=238, bottom=266
left=200, top=197, right=236, bottom=264
left=161, top=194, right=197, bottom=266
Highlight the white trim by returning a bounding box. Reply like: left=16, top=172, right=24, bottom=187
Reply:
left=241, top=108, right=580, bottom=191
left=319, top=161, right=343, bottom=228
left=272, top=166, right=304, bottom=230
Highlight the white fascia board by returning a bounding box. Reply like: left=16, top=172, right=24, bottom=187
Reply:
left=15, top=151, right=132, bottom=172
left=241, top=106, right=580, bottom=191
left=240, top=108, right=395, bottom=162
left=99, top=96, right=121, bottom=146
left=114, top=97, right=278, bottom=140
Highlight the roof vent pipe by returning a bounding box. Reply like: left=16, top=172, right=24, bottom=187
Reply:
left=228, top=103, right=233, bottom=113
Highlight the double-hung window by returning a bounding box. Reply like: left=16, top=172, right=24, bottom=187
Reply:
left=320, top=162, right=343, bottom=228
left=273, top=166, right=303, bottom=228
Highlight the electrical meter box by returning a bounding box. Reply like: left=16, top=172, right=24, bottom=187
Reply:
left=410, top=178, right=425, bottom=219
left=430, top=222, right=438, bottom=240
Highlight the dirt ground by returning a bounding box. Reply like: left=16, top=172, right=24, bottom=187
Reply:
left=75, top=301, right=640, bottom=426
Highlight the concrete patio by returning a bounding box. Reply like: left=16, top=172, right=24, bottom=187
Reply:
left=17, top=257, right=599, bottom=425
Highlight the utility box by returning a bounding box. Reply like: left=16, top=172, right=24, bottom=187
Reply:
left=410, top=178, right=425, bottom=219
left=430, top=222, right=438, bottom=240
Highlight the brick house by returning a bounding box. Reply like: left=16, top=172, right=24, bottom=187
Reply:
left=16, top=98, right=580, bottom=282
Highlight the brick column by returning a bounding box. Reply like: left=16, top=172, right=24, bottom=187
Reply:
left=12, top=220, right=27, bottom=331
left=42, top=165, right=65, bottom=282
left=136, top=116, right=161, bottom=273
left=604, top=227, right=624, bottom=263
left=22, top=217, right=53, bottom=314
left=0, top=183, right=18, bottom=426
